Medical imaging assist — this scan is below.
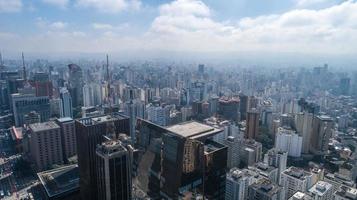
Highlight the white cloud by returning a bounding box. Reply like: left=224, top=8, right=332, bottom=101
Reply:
left=2, top=0, right=357, bottom=57
left=92, top=23, right=114, bottom=30
left=36, top=18, right=68, bottom=30
left=0, top=0, right=22, bottom=13
left=295, top=0, right=344, bottom=8
left=76, top=0, right=141, bottom=13
left=42, top=0, right=69, bottom=8
left=50, top=21, right=68, bottom=29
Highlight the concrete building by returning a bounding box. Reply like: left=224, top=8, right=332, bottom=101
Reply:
left=264, top=148, right=287, bottom=184
left=75, top=115, right=130, bottom=200
left=249, top=162, right=279, bottom=184
left=246, top=109, right=260, bottom=139
left=308, top=181, right=333, bottom=200
left=334, top=185, right=357, bottom=200
left=241, top=139, right=263, bottom=167
left=281, top=167, right=313, bottom=199
left=288, top=192, right=313, bottom=200
left=55, top=117, right=76, bottom=161
left=96, top=140, right=132, bottom=200
left=311, top=115, right=334, bottom=155
left=11, top=93, right=50, bottom=126
left=247, top=178, right=284, bottom=200
left=275, top=127, right=302, bottom=157
left=29, top=121, right=63, bottom=171
left=224, top=136, right=242, bottom=169
left=225, top=168, right=254, bottom=200
left=59, top=87, right=73, bottom=118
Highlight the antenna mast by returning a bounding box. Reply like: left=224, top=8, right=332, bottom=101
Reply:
left=22, top=52, right=27, bottom=81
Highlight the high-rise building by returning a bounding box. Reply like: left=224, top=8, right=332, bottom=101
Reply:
left=246, top=109, right=260, bottom=139
left=241, top=139, right=263, bottom=167
left=225, top=168, right=254, bottom=200
left=29, top=122, right=63, bottom=171
left=96, top=140, right=132, bottom=200
left=135, top=120, right=226, bottom=199
left=295, top=112, right=314, bottom=154
left=59, top=88, right=73, bottom=118
left=224, top=136, right=242, bottom=169
left=75, top=115, right=130, bottom=200
left=311, top=115, right=334, bottom=155
left=249, top=162, right=279, bottom=184
left=55, top=117, right=76, bottom=162
left=239, top=94, right=248, bottom=120
left=31, top=72, right=53, bottom=97
left=11, top=93, right=50, bottom=126
left=264, top=148, right=287, bottom=184
left=247, top=178, right=284, bottom=200
left=275, top=127, right=302, bottom=157
left=308, top=181, right=333, bottom=200
left=281, top=167, right=314, bottom=199
left=218, top=97, right=240, bottom=121
left=68, top=64, right=84, bottom=107
left=339, top=77, right=351, bottom=95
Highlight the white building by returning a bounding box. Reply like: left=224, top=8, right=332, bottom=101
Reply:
left=264, top=148, right=288, bottom=184
left=281, top=167, right=314, bottom=199
left=308, top=181, right=333, bottom=200
left=275, top=127, right=302, bottom=157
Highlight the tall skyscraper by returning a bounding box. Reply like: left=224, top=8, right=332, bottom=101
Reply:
left=29, top=121, right=63, bottom=171
left=239, top=94, right=248, bottom=120
left=96, top=140, right=132, bottom=200
left=224, top=136, right=242, bottom=169
left=32, top=72, right=53, bottom=97
left=311, top=115, right=334, bottom=155
left=75, top=115, right=129, bottom=200
left=134, top=120, right=227, bottom=199
left=246, top=109, right=260, bottom=139
left=275, top=127, right=303, bottom=157
left=11, top=93, right=50, bottom=126
left=56, top=117, right=76, bottom=162
left=59, top=87, right=73, bottom=118
left=68, top=64, right=84, bottom=107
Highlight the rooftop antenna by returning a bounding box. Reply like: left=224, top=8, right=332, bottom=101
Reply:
left=22, top=52, right=27, bottom=81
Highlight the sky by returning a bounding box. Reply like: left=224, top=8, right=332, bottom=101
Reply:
left=0, top=0, right=357, bottom=63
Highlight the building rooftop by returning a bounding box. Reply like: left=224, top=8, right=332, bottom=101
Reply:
left=56, top=117, right=73, bottom=123
left=250, top=178, right=281, bottom=196
left=283, top=167, right=312, bottom=180
left=10, top=126, right=23, bottom=140
left=37, top=164, right=79, bottom=198
left=289, top=192, right=313, bottom=200
left=96, top=140, right=127, bottom=157
left=167, top=121, right=222, bottom=139
left=78, top=114, right=127, bottom=126
left=334, top=185, right=357, bottom=200
left=309, top=181, right=332, bottom=196
left=29, top=121, right=60, bottom=132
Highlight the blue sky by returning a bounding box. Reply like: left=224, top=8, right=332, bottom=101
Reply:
left=0, top=0, right=356, bottom=59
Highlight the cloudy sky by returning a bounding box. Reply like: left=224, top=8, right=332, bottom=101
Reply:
left=0, top=0, right=356, bottom=61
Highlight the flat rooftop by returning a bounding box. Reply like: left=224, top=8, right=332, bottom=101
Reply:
left=56, top=117, right=73, bottom=123
left=309, top=181, right=332, bottom=196
left=37, top=164, right=79, bottom=198
left=30, top=121, right=60, bottom=132
left=78, top=114, right=128, bottom=126
left=167, top=121, right=222, bottom=139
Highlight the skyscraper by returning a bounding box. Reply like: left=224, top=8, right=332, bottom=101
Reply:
left=246, top=108, right=260, bottom=139
left=311, top=115, right=334, bottom=155
left=281, top=167, right=314, bottom=199
left=56, top=117, right=76, bottom=162
left=75, top=115, right=129, bottom=200
left=96, top=140, right=132, bottom=200
left=29, top=121, right=63, bottom=171
left=11, top=93, right=50, bottom=126
left=59, top=87, right=73, bottom=118
left=264, top=148, right=287, bottom=184
left=68, top=64, right=84, bottom=108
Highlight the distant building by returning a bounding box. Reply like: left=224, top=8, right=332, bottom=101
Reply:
left=218, top=97, right=240, bottom=121
left=59, top=88, right=73, bottom=118
left=246, top=109, right=260, bottom=139
left=68, top=64, right=84, bottom=107
left=29, top=121, right=63, bottom=171
left=275, top=127, right=302, bottom=157
left=311, top=115, right=334, bottom=155
left=11, top=93, right=50, bottom=126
